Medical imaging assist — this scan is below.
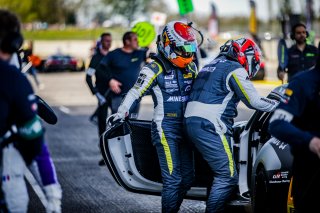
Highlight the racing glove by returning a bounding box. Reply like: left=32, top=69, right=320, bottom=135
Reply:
left=43, top=184, right=62, bottom=213
left=106, top=113, right=126, bottom=127
left=271, top=100, right=280, bottom=111
left=95, top=92, right=106, bottom=106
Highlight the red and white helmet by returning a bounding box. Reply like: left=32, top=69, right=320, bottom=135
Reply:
left=157, top=21, right=198, bottom=68
left=220, top=38, right=262, bottom=79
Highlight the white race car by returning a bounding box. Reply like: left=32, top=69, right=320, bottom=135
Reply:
left=100, top=85, right=294, bottom=213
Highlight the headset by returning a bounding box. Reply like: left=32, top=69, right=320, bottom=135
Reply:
left=0, top=31, right=24, bottom=54
left=290, top=23, right=309, bottom=40
left=188, top=22, right=204, bottom=48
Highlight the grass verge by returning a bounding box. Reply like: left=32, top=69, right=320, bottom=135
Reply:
left=22, top=27, right=125, bottom=40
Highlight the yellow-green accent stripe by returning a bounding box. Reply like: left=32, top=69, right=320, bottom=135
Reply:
left=188, top=64, right=196, bottom=73
left=139, top=62, right=163, bottom=96
left=232, top=73, right=251, bottom=104
left=281, top=46, right=285, bottom=64
left=220, top=134, right=235, bottom=177
left=188, top=64, right=197, bottom=77
left=161, top=131, right=173, bottom=174
left=306, top=53, right=315, bottom=57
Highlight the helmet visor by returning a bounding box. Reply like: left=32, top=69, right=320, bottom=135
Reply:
left=247, top=52, right=262, bottom=78
left=173, top=42, right=197, bottom=58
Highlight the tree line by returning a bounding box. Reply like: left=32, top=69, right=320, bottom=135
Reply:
left=0, top=0, right=168, bottom=25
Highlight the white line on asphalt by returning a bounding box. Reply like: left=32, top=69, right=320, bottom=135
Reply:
left=59, top=106, right=70, bottom=114
left=25, top=169, right=48, bottom=208
left=53, top=156, right=101, bottom=162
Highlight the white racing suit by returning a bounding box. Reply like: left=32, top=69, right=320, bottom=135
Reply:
left=29, top=143, right=62, bottom=213
left=1, top=142, right=61, bottom=213
left=2, top=144, right=29, bottom=213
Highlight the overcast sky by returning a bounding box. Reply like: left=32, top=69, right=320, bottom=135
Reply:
left=167, top=0, right=320, bottom=21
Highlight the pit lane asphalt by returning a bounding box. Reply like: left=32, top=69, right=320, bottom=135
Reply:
left=26, top=72, right=275, bottom=213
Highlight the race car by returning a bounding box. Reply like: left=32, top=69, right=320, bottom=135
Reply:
left=100, top=84, right=294, bottom=213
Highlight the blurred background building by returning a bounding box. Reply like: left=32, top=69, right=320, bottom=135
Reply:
left=1, top=0, right=319, bottom=79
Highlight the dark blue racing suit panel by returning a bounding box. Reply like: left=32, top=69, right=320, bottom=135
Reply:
left=185, top=55, right=277, bottom=135
left=269, top=69, right=320, bottom=148
left=184, top=55, right=277, bottom=212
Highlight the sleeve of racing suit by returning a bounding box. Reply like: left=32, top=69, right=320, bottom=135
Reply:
left=117, top=64, right=162, bottom=117
left=269, top=80, right=314, bottom=147
left=228, top=68, right=278, bottom=112
left=85, top=55, right=98, bottom=95
left=12, top=71, right=44, bottom=165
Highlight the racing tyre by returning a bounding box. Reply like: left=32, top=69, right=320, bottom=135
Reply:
left=252, top=167, right=287, bottom=213
left=252, top=167, right=269, bottom=213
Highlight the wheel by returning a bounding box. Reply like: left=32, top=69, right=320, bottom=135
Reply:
left=252, top=167, right=269, bottom=213
left=252, top=167, right=287, bottom=213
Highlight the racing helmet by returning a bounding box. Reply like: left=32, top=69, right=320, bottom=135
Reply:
left=220, top=38, right=262, bottom=79
left=157, top=21, right=198, bottom=68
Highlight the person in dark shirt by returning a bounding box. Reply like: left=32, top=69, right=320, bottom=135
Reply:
left=278, top=23, right=318, bottom=82
left=86, top=33, right=112, bottom=133
left=0, top=9, right=44, bottom=212
left=24, top=41, right=42, bottom=86
left=86, top=33, right=112, bottom=97
left=85, top=33, right=112, bottom=166
left=97, top=31, right=148, bottom=120
left=269, top=66, right=320, bottom=212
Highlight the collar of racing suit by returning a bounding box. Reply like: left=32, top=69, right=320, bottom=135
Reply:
left=151, top=53, right=177, bottom=74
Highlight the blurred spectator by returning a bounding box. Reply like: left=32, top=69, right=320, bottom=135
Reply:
left=85, top=33, right=112, bottom=166
left=21, top=40, right=43, bottom=89
left=95, top=31, right=148, bottom=165
left=98, top=32, right=148, bottom=114
left=278, top=23, right=318, bottom=82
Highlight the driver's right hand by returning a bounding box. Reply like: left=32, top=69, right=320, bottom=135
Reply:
left=106, top=113, right=125, bottom=127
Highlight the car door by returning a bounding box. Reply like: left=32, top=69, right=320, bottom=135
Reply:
left=250, top=109, right=293, bottom=213
left=100, top=119, right=211, bottom=200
